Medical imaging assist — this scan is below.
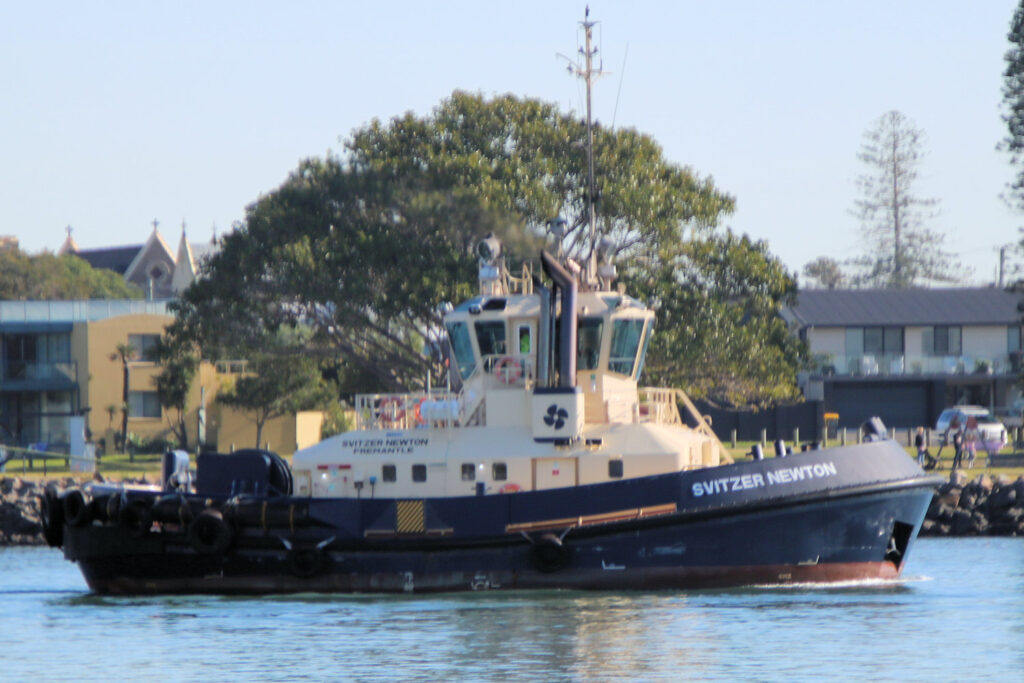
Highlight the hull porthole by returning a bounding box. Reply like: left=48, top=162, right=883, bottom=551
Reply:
left=531, top=533, right=570, bottom=573
left=189, top=508, right=234, bottom=555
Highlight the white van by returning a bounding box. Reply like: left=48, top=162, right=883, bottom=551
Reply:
left=935, top=406, right=1007, bottom=452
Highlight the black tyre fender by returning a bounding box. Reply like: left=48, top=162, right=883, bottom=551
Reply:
left=119, top=499, right=153, bottom=537
left=188, top=508, right=234, bottom=555
left=531, top=533, right=570, bottom=573
left=287, top=546, right=326, bottom=578
left=39, top=486, right=64, bottom=547
left=62, top=489, right=94, bottom=527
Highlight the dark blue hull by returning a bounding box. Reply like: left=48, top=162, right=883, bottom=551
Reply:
left=56, top=440, right=940, bottom=594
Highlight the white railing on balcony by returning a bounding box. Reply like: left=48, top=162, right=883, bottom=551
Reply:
left=0, top=299, right=172, bottom=323
left=813, top=353, right=1012, bottom=377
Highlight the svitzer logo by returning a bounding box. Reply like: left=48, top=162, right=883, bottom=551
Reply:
left=544, top=404, right=568, bottom=430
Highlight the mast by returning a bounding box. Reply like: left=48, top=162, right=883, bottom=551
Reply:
left=566, top=7, right=602, bottom=284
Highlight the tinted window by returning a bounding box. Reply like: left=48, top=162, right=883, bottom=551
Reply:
left=577, top=318, right=603, bottom=370
left=608, top=460, right=624, bottom=478
left=492, top=462, right=507, bottom=481
left=475, top=321, right=506, bottom=357
left=446, top=322, right=476, bottom=380
left=609, top=319, right=645, bottom=375
left=382, top=464, right=396, bottom=482
left=461, top=463, right=476, bottom=481
left=412, top=464, right=427, bottom=482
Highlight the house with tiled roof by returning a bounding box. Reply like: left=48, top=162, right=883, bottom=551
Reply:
left=782, top=288, right=1023, bottom=429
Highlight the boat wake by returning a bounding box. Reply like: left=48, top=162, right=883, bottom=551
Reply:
left=749, top=575, right=933, bottom=590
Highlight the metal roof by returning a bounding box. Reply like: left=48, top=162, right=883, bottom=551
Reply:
left=72, top=246, right=142, bottom=274
left=784, top=288, right=1022, bottom=327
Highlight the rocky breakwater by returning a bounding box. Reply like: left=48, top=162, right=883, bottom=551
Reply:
left=0, top=476, right=53, bottom=545
left=922, top=470, right=1024, bottom=536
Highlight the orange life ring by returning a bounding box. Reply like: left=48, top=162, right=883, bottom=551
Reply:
left=378, top=397, right=406, bottom=425
left=494, top=357, right=522, bottom=384
left=413, top=398, right=427, bottom=425
left=499, top=483, right=522, bottom=493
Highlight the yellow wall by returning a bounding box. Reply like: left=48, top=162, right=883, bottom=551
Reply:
left=216, top=409, right=324, bottom=456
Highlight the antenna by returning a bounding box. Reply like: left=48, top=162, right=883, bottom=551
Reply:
left=558, top=6, right=604, bottom=285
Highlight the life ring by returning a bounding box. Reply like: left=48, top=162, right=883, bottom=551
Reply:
left=499, top=483, right=522, bottom=494
left=189, top=508, right=234, bottom=555
left=287, top=546, right=326, bottom=578
left=494, top=357, right=522, bottom=384
left=531, top=533, right=570, bottom=573
left=378, top=397, right=406, bottom=425
left=39, top=485, right=64, bottom=547
left=119, top=499, right=153, bottom=537
left=413, top=398, right=428, bottom=426
left=63, top=489, right=94, bottom=527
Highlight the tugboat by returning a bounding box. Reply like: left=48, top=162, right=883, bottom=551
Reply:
left=45, top=14, right=940, bottom=595
left=45, top=233, right=940, bottom=594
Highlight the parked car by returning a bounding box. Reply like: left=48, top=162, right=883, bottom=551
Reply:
left=935, top=405, right=1007, bottom=452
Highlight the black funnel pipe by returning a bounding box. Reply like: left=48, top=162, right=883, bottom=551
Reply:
left=540, top=251, right=577, bottom=389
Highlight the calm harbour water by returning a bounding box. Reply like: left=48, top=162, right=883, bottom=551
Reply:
left=3, top=539, right=1023, bottom=682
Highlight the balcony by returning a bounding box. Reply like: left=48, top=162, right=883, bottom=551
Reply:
left=812, top=353, right=1011, bottom=378
left=1, top=361, right=78, bottom=388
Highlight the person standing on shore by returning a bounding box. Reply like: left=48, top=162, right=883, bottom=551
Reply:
left=914, top=427, right=927, bottom=466
left=952, top=427, right=965, bottom=469
left=964, top=418, right=979, bottom=469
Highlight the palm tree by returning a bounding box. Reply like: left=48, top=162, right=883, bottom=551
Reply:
left=110, top=342, right=136, bottom=455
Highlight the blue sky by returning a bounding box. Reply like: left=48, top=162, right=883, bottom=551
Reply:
left=2, top=1, right=1020, bottom=285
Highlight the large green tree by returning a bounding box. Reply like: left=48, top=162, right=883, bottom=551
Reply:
left=0, top=248, right=140, bottom=300
left=848, top=110, right=961, bottom=288
left=174, top=91, right=802, bottom=405
left=624, top=232, right=806, bottom=406
left=152, top=336, right=199, bottom=448
left=1002, top=0, right=1024, bottom=213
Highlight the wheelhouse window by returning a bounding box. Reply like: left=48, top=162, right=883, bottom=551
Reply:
left=609, top=319, right=645, bottom=376
left=492, top=462, right=507, bottom=481
left=577, top=318, right=604, bottom=370
left=445, top=322, right=476, bottom=380
left=516, top=323, right=533, bottom=354
left=461, top=463, right=476, bottom=481
left=1009, top=326, right=1021, bottom=354
left=474, top=321, right=506, bottom=357
left=382, top=465, right=397, bottom=482
left=411, top=464, right=427, bottom=482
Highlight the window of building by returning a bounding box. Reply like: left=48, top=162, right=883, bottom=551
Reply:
left=1009, top=326, right=1022, bottom=354
left=412, top=464, right=427, bottom=482
left=128, top=391, right=161, bottom=418
left=382, top=464, right=397, bottom=482
left=924, top=326, right=962, bottom=355
left=608, top=460, right=624, bottom=478
left=847, top=327, right=903, bottom=355
left=461, top=463, right=476, bottom=481
left=128, top=334, right=160, bottom=361
left=492, top=462, right=507, bottom=481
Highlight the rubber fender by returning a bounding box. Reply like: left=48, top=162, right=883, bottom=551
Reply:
left=119, top=499, right=153, bottom=537
left=63, top=489, right=94, bottom=527
left=287, top=547, right=326, bottom=578
left=531, top=533, right=570, bottom=573
left=188, top=508, right=234, bottom=555
left=39, top=485, right=64, bottom=547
